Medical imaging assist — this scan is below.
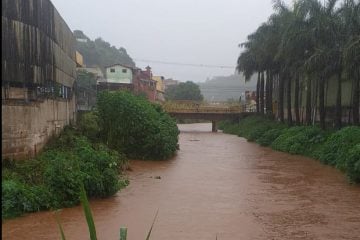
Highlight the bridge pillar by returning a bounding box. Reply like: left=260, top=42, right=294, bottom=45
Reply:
left=212, top=121, right=217, bottom=132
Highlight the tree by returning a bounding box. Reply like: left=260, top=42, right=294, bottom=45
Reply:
left=237, top=0, right=360, bottom=128
left=165, top=81, right=204, bottom=101
left=341, top=0, right=360, bottom=125
left=74, top=30, right=135, bottom=72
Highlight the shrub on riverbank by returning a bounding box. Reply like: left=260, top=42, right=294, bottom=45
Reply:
left=219, top=116, right=285, bottom=142
left=2, top=127, right=129, bottom=219
left=77, top=111, right=101, bottom=142
left=317, top=127, right=360, bottom=167
left=271, top=126, right=328, bottom=155
left=97, top=91, right=179, bottom=160
left=316, top=127, right=360, bottom=182
left=346, top=144, right=360, bottom=183
left=219, top=116, right=360, bottom=183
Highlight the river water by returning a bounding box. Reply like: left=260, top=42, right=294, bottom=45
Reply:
left=2, top=123, right=360, bottom=240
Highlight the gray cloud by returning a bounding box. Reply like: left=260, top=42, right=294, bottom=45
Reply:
left=52, top=0, right=293, bottom=82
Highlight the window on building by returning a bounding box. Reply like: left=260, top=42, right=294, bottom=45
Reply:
left=110, top=68, right=115, bottom=72
left=122, top=69, right=127, bottom=73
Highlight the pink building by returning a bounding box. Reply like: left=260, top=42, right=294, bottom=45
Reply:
left=133, top=66, right=157, bottom=102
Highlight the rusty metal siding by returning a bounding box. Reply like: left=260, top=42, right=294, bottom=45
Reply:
left=2, top=0, right=76, bottom=88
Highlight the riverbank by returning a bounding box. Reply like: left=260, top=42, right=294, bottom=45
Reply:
left=2, top=92, right=180, bottom=219
left=3, top=123, right=360, bottom=240
left=2, top=127, right=129, bottom=219
left=219, top=116, right=360, bottom=183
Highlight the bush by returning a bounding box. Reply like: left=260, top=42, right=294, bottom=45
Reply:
left=43, top=151, right=84, bottom=208
left=246, top=123, right=275, bottom=142
left=2, top=180, right=51, bottom=219
left=97, top=91, right=179, bottom=160
left=220, top=116, right=284, bottom=143
left=78, top=111, right=101, bottom=141
left=318, top=127, right=360, bottom=169
left=257, top=128, right=285, bottom=146
left=346, top=144, right=360, bottom=183
left=2, top=180, right=28, bottom=218
left=220, top=121, right=242, bottom=135
left=271, top=126, right=326, bottom=155
left=2, top=127, right=128, bottom=219
left=43, top=131, right=128, bottom=207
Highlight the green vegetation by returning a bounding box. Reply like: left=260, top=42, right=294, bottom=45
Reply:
left=3, top=92, right=179, bottom=219
left=77, top=111, right=101, bottom=142
left=318, top=127, right=360, bottom=170
left=219, top=116, right=360, bottom=183
left=165, top=81, right=204, bottom=101
left=97, top=91, right=179, bottom=160
left=75, top=69, right=98, bottom=111
left=2, top=127, right=129, bottom=219
left=237, top=0, right=360, bottom=129
left=73, top=30, right=135, bottom=71
left=271, top=126, right=328, bottom=155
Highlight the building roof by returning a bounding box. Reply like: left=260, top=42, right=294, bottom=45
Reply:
left=104, top=63, right=135, bottom=69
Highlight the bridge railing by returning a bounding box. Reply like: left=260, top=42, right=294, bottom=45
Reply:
left=162, top=101, right=245, bottom=113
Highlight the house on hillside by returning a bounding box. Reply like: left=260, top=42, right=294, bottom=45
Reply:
left=96, top=64, right=157, bottom=102
left=98, top=64, right=134, bottom=92
left=106, top=64, right=133, bottom=83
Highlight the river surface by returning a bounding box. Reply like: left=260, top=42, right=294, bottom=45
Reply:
left=3, top=123, right=360, bottom=240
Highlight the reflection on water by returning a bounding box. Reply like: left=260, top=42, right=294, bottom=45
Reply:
left=2, top=123, right=360, bottom=240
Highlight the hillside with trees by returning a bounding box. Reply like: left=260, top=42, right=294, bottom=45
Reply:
left=198, top=74, right=257, bottom=102
left=73, top=30, right=135, bottom=71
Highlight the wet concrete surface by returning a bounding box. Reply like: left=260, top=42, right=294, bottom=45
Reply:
left=2, top=123, right=360, bottom=239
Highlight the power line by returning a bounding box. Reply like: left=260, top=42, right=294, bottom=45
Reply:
left=133, top=58, right=236, bottom=69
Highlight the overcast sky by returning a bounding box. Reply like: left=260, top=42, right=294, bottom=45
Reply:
left=52, top=0, right=292, bottom=82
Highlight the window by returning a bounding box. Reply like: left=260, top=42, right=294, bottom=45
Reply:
left=110, top=68, right=115, bottom=72
left=122, top=69, right=127, bottom=73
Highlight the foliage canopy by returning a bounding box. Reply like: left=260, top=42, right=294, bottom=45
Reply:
left=74, top=30, right=135, bottom=72
left=165, top=81, right=204, bottom=101
left=97, top=91, right=179, bottom=160
left=2, top=127, right=128, bottom=219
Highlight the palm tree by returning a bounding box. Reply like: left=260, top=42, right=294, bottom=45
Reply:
left=236, top=49, right=259, bottom=111
left=238, top=0, right=359, bottom=128
left=341, top=0, right=360, bottom=125
left=301, top=0, right=343, bottom=129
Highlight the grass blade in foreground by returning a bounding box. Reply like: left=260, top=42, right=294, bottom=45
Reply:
left=80, top=184, right=97, bottom=240
left=120, top=227, right=127, bottom=240
left=145, top=209, right=159, bottom=240
left=55, top=210, right=67, bottom=240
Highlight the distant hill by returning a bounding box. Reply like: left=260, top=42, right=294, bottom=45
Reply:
left=73, top=30, right=135, bottom=71
left=198, top=73, right=257, bottom=102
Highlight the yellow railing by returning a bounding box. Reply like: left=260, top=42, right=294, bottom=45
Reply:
left=162, top=101, right=243, bottom=113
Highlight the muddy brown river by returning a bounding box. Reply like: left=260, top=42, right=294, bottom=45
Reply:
left=2, top=123, right=360, bottom=240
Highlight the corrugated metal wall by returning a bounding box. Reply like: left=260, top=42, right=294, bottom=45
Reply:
left=2, top=0, right=76, bottom=88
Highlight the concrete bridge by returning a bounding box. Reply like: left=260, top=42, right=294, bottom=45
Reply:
left=162, top=101, right=255, bottom=132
